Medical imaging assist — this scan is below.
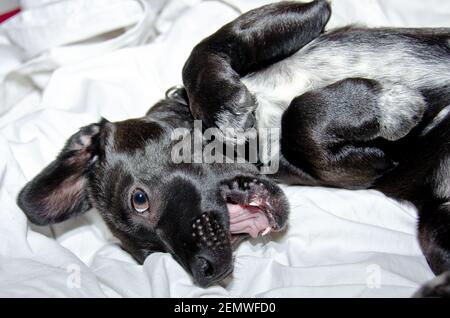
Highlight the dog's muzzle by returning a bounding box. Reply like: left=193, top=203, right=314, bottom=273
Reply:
left=190, top=212, right=233, bottom=287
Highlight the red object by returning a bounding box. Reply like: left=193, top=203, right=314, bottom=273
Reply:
left=0, top=8, right=20, bottom=24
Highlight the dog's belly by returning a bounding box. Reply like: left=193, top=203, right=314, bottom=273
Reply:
left=241, top=28, right=450, bottom=160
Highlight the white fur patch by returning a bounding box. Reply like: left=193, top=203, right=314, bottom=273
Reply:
left=377, top=83, right=425, bottom=140
left=240, top=28, right=450, bottom=155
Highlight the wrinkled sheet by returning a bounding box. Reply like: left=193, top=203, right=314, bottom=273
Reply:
left=1, top=0, right=448, bottom=297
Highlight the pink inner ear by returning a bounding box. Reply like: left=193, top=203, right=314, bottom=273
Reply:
left=42, top=175, right=86, bottom=218
left=227, top=203, right=270, bottom=238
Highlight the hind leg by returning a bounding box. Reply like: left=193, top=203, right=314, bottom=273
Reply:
left=414, top=271, right=450, bottom=298
left=414, top=202, right=450, bottom=297
left=418, top=203, right=450, bottom=275
left=280, top=78, right=425, bottom=188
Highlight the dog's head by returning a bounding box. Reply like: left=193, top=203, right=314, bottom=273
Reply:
left=17, top=91, right=289, bottom=287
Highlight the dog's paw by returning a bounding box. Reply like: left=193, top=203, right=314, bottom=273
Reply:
left=212, top=93, right=257, bottom=145
left=377, top=83, right=426, bottom=141
left=220, top=175, right=289, bottom=233
left=216, top=108, right=256, bottom=135
left=413, top=271, right=450, bottom=298
left=188, top=81, right=257, bottom=145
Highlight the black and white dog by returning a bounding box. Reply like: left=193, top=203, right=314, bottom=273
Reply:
left=18, top=0, right=450, bottom=295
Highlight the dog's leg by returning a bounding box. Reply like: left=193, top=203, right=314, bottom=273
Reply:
left=414, top=271, right=450, bottom=298
left=412, top=201, right=450, bottom=298
left=280, top=78, right=425, bottom=188
left=418, top=202, right=450, bottom=275
left=182, top=0, right=331, bottom=138
left=373, top=105, right=450, bottom=297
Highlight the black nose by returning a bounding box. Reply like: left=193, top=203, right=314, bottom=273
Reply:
left=190, top=212, right=233, bottom=287
left=192, top=254, right=233, bottom=287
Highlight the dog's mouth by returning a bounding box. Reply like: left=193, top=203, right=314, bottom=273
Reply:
left=222, top=177, right=288, bottom=248
left=185, top=176, right=288, bottom=286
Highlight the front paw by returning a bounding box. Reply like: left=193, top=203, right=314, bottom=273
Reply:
left=220, top=175, right=289, bottom=234
left=216, top=104, right=256, bottom=132
left=214, top=108, right=257, bottom=144
left=413, top=271, right=450, bottom=298
left=190, top=85, right=257, bottom=144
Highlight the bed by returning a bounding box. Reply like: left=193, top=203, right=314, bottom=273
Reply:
left=1, top=0, right=448, bottom=297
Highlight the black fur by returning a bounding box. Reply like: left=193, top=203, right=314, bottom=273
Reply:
left=280, top=78, right=395, bottom=189
left=182, top=0, right=331, bottom=132
left=181, top=0, right=450, bottom=295
left=17, top=0, right=450, bottom=295
left=17, top=94, right=289, bottom=287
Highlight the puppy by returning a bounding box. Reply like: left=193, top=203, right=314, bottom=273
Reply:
left=16, top=90, right=290, bottom=287
left=17, top=0, right=450, bottom=295
left=182, top=0, right=450, bottom=295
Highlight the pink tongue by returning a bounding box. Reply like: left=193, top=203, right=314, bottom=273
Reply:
left=227, top=203, right=270, bottom=238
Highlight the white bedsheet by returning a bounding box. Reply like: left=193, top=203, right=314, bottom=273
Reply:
left=1, top=0, right=448, bottom=298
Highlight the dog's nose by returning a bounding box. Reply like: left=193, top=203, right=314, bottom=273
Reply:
left=192, top=254, right=233, bottom=287
left=190, top=212, right=233, bottom=287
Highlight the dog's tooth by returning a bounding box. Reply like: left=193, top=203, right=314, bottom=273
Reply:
left=261, top=226, right=271, bottom=236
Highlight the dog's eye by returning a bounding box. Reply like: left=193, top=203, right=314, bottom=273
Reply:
left=131, top=189, right=149, bottom=213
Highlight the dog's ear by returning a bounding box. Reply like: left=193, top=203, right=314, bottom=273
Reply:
left=17, top=121, right=107, bottom=225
